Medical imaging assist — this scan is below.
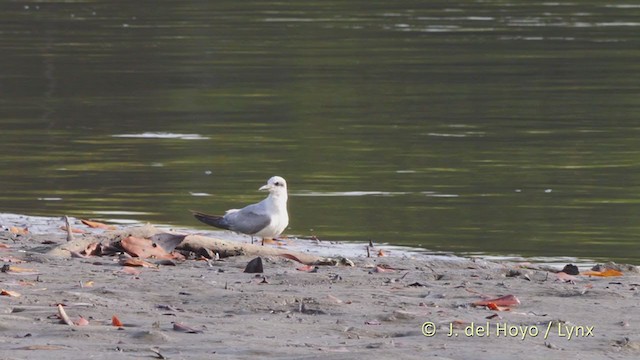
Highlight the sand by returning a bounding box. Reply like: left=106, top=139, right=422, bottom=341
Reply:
left=0, top=213, right=639, bottom=359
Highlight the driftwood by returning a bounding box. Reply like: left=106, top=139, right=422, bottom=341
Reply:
left=46, top=224, right=343, bottom=266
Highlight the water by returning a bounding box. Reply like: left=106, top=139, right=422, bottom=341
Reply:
left=1, top=1, right=639, bottom=264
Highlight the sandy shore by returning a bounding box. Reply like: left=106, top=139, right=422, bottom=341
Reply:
left=1, top=213, right=639, bottom=359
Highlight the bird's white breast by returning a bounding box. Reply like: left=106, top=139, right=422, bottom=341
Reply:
left=255, top=194, right=288, bottom=238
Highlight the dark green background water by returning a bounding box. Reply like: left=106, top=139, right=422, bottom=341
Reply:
left=1, top=1, right=639, bottom=263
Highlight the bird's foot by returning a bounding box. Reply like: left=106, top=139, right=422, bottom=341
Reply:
left=261, top=238, right=287, bottom=246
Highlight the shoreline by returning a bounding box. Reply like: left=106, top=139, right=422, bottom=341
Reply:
left=1, top=213, right=639, bottom=359
left=0, top=213, right=611, bottom=267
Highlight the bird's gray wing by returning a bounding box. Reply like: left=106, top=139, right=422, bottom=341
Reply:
left=225, top=205, right=271, bottom=235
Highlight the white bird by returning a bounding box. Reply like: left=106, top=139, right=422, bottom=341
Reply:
left=191, top=176, right=289, bottom=242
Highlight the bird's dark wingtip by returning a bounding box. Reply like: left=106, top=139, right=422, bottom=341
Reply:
left=190, top=210, right=229, bottom=230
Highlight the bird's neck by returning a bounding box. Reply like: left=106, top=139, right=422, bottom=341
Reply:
left=268, top=192, right=288, bottom=208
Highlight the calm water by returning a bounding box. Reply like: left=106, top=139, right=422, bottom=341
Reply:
left=1, top=1, right=639, bottom=263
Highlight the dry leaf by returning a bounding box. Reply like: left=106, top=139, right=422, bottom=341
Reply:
left=83, top=242, right=102, bottom=256
left=377, top=249, right=387, bottom=257
left=279, top=253, right=305, bottom=264
left=0, top=256, right=25, bottom=263
left=326, top=294, right=343, bottom=304
left=112, top=315, right=124, bottom=327
left=120, top=266, right=142, bottom=276
left=59, top=226, right=86, bottom=234
left=473, top=294, right=521, bottom=307
left=173, top=322, right=203, bottom=333
left=9, top=226, right=29, bottom=235
left=580, top=269, right=623, bottom=277
left=4, top=266, right=38, bottom=274
left=485, top=302, right=510, bottom=311
left=75, top=316, right=89, bottom=326
left=57, top=304, right=74, bottom=326
left=148, top=233, right=187, bottom=253
left=0, top=244, right=10, bottom=249
left=80, top=219, right=117, bottom=230
left=556, top=271, right=578, bottom=282
left=373, top=265, right=395, bottom=273
left=120, top=258, right=155, bottom=268
left=581, top=283, right=594, bottom=295
left=155, top=259, right=178, bottom=266
left=121, top=236, right=175, bottom=259
left=0, top=289, right=21, bottom=297
left=296, top=265, right=318, bottom=272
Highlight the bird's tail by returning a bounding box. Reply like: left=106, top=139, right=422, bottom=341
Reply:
left=190, top=210, right=230, bottom=230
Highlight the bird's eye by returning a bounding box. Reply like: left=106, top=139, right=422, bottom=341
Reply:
left=274, top=182, right=281, bottom=186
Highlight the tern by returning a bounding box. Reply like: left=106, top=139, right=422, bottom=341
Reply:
left=191, top=176, right=289, bottom=243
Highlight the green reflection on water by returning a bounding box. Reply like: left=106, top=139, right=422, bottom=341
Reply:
left=1, top=0, right=639, bottom=263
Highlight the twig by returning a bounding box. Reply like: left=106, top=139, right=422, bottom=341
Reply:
left=64, top=216, right=74, bottom=242
left=57, top=304, right=74, bottom=326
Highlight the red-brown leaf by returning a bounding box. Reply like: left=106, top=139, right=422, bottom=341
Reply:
left=121, top=236, right=174, bottom=259
left=485, top=302, right=510, bottom=311
left=80, top=219, right=117, bottom=230
left=279, top=253, right=305, bottom=264
left=473, top=294, right=520, bottom=307
left=74, top=316, right=89, bottom=326
left=0, top=289, right=21, bottom=297
left=120, top=258, right=155, bottom=268
left=112, top=315, right=123, bottom=327
left=296, top=265, right=317, bottom=272
left=374, top=265, right=395, bottom=273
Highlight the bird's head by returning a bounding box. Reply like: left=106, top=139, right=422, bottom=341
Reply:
left=259, top=176, right=288, bottom=195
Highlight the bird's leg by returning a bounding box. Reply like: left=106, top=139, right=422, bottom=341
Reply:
left=251, top=236, right=255, bottom=245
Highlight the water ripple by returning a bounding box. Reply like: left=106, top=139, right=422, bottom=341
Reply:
left=112, top=132, right=210, bottom=140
